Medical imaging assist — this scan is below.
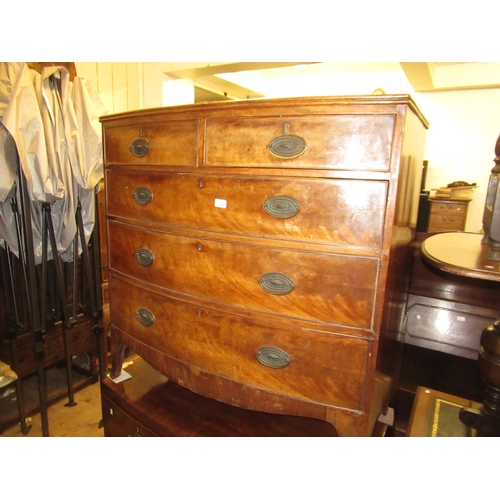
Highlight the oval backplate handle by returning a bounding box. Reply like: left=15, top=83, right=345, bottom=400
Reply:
left=263, top=195, right=301, bottom=219
left=132, top=187, right=153, bottom=205
left=129, top=138, right=150, bottom=157
left=256, top=346, right=291, bottom=369
left=134, top=248, right=154, bottom=266
left=267, top=134, right=307, bottom=159
left=258, top=272, right=295, bottom=295
left=135, top=308, right=155, bottom=326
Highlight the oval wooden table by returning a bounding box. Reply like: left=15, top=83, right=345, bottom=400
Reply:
left=421, top=232, right=500, bottom=436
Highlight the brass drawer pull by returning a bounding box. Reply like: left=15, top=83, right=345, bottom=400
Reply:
left=263, top=195, right=301, bottom=219
left=134, top=248, right=154, bottom=266
left=256, top=346, right=291, bottom=369
left=259, top=272, right=295, bottom=295
left=268, top=134, right=307, bottom=159
left=132, top=187, right=153, bottom=205
left=129, top=138, right=150, bottom=157
left=135, top=308, right=155, bottom=326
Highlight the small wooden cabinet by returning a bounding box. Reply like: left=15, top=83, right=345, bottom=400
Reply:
left=428, top=198, right=471, bottom=233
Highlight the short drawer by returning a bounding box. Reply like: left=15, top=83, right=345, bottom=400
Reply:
left=105, top=170, right=387, bottom=251
left=430, top=200, right=468, bottom=215
left=108, top=275, right=369, bottom=411
left=101, top=393, right=158, bottom=436
left=103, top=120, right=199, bottom=166
left=204, top=114, right=395, bottom=171
left=108, top=221, right=378, bottom=329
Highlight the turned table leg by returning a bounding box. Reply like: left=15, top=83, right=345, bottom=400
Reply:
left=460, top=319, right=500, bottom=436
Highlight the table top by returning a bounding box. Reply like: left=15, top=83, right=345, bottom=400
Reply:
left=420, top=232, right=500, bottom=283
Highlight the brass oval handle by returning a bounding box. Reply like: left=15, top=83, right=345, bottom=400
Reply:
left=263, top=195, right=301, bottom=219
left=256, top=346, right=291, bottom=369
left=132, top=187, right=153, bottom=205
left=134, top=248, right=154, bottom=266
left=258, top=272, right=295, bottom=295
left=129, top=138, right=150, bottom=157
left=135, top=308, right=155, bottom=326
left=267, top=134, right=307, bottom=159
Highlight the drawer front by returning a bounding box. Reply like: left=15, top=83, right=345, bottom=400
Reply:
left=428, top=213, right=465, bottom=231
left=109, top=275, right=369, bottom=410
left=405, top=295, right=498, bottom=356
left=108, top=221, right=378, bottom=329
left=1, top=321, right=95, bottom=379
left=106, top=170, right=387, bottom=251
left=101, top=394, right=158, bottom=437
left=103, top=120, right=199, bottom=166
left=430, top=201, right=468, bottom=215
left=205, top=115, right=395, bottom=171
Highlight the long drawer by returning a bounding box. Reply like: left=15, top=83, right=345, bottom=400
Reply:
left=204, top=114, right=395, bottom=171
left=106, top=170, right=387, bottom=251
left=108, top=221, right=379, bottom=329
left=108, top=275, right=369, bottom=411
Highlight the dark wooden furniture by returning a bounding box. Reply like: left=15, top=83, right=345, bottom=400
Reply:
left=100, top=95, right=428, bottom=437
left=421, top=231, right=500, bottom=436
left=427, top=197, right=471, bottom=233
left=405, top=232, right=500, bottom=359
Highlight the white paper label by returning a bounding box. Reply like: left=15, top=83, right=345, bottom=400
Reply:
left=214, top=198, right=227, bottom=209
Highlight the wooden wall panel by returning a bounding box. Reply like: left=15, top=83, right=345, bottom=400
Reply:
left=75, top=62, right=143, bottom=114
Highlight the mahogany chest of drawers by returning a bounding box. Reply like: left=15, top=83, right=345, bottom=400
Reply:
left=100, top=95, right=428, bottom=437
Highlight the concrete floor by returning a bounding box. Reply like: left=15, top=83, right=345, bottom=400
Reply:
left=0, top=378, right=104, bottom=437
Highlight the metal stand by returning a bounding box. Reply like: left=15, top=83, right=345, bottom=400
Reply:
left=0, top=245, right=32, bottom=435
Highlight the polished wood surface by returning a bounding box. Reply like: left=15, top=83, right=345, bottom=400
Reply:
left=204, top=114, right=395, bottom=170
left=108, top=223, right=379, bottom=328
left=109, top=275, right=370, bottom=410
left=421, top=232, right=500, bottom=282
left=104, top=120, right=198, bottom=166
left=101, top=95, right=428, bottom=436
left=106, top=171, right=387, bottom=252
left=405, top=234, right=500, bottom=358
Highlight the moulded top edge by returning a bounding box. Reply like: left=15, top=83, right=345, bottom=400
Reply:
left=99, top=94, right=427, bottom=125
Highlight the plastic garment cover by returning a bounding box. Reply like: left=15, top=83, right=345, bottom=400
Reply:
left=0, top=62, right=106, bottom=264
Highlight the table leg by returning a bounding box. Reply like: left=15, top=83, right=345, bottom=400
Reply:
left=460, top=319, right=500, bottom=436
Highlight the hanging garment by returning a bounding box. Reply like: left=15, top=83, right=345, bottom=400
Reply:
left=0, top=62, right=106, bottom=264
left=70, top=75, right=107, bottom=255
